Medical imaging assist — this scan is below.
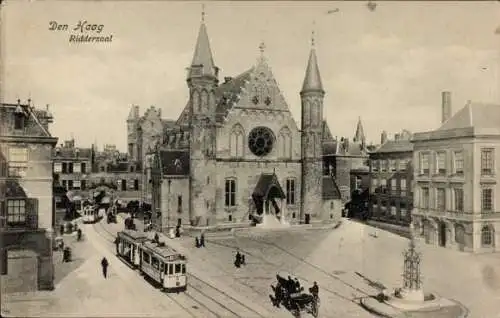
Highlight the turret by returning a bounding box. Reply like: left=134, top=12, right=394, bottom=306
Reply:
left=187, top=9, right=219, bottom=123
left=353, top=116, right=366, bottom=149
left=187, top=7, right=218, bottom=227
left=300, top=30, right=325, bottom=223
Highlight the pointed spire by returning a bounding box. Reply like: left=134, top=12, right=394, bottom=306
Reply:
left=301, top=25, right=324, bottom=93
left=188, top=5, right=217, bottom=79
left=354, top=116, right=366, bottom=144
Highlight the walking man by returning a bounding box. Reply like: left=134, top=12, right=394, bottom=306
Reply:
left=101, top=257, right=109, bottom=279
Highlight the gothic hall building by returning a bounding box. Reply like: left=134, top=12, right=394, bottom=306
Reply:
left=146, top=18, right=342, bottom=230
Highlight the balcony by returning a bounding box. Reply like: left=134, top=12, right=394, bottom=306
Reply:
left=412, top=208, right=500, bottom=221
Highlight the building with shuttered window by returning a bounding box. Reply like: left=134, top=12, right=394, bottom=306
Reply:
left=0, top=99, right=58, bottom=291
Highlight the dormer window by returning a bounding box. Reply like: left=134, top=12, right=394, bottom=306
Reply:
left=14, top=106, right=25, bottom=130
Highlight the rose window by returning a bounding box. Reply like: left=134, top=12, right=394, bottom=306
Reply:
left=248, top=126, right=274, bottom=156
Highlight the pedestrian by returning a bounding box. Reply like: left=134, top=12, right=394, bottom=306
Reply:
left=195, top=237, right=200, bottom=248
left=309, top=281, right=319, bottom=299
left=154, top=232, right=159, bottom=243
left=200, top=233, right=205, bottom=247
left=59, top=224, right=64, bottom=235
left=101, top=257, right=109, bottom=279
left=241, top=254, right=246, bottom=265
left=175, top=226, right=180, bottom=238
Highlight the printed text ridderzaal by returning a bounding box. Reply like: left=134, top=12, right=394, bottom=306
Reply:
left=48, top=20, right=113, bottom=43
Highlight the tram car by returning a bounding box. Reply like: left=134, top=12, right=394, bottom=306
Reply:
left=116, top=230, right=148, bottom=268
left=82, top=205, right=98, bottom=223
left=139, top=241, right=187, bottom=292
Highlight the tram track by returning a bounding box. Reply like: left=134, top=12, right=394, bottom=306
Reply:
left=91, top=219, right=266, bottom=318
left=202, top=232, right=376, bottom=306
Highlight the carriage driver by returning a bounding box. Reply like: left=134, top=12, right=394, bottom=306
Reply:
left=309, top=281, right=319, bottom=299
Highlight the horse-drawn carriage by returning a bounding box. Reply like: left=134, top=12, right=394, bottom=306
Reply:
left=270, top=272, right=319, bottom=318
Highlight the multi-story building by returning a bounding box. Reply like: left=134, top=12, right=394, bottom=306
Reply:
left=0, top=99, right=58, bottom=291
left=149, top=15, right=342, bottom=231
left=91, top=145, right=143, bottom=201
left=369, top=129, right=413, bottom=226
left=412, top=92, right=500, bottom=253
left=323, top=117, right=369, bottom=202
left=53, top=139, right=92, bottom=192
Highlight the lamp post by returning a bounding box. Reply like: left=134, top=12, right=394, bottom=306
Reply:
left=167, top=179, right=171, bottom=232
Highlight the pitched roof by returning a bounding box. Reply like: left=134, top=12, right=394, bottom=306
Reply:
left=252, top=173, right=286, bottom=199
left=5, top=180, right=28, bottom=198
left=301, top=47, right=324, bottom=92
left=323, top=175, right=341, bottom=200
left=54, top=147, right=92, bottom=158
left=439, top=102, right=500, bottom=131
left=189, top=22, right=217, bottom=78
left=353, top=117, right=365, bottom=143
left=176, top=68, right=254, bottom=126
left=322, top=139, right=368, bottom=157
left=374, top=139, right=413, bottom=153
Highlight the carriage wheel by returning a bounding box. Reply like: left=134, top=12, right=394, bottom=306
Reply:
left=311, top=299, right=319, bottom=317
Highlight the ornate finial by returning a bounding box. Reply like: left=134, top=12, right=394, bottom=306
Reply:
left=259, top=41, right=266, bottom=55
left=311, top=20, right=316, bottom=47
left=201, top=3, right=206, bottom=22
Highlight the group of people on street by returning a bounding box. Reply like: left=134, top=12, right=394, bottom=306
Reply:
left=194, top=233, right=205, bottom=248
left=234, top=250, right=246, bottom=268
left=270, top=274, right=319, bottom=309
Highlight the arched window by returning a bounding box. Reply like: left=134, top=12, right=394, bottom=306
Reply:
left=200, top=90, right=209, bottom=112
left=481, top=225, right=494, bottom=247
left=279, top=127, right=292, bottom=159
left=192, top=90, right=200, bottom=112
left=229, top=124, right=244, bottom=158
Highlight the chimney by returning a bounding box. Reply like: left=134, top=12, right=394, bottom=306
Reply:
left=381, top=131, right=388, bottom=144
left=441, top=91, right=452, bottom=124
left=224, top=77, right=233, bottom=83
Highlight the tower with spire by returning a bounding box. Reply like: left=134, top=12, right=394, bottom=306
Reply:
left=353, top=116, right=366, bottom=149
left=186, top=6, right=219, bottom=225
left=300, top=27, right=325, bottom=222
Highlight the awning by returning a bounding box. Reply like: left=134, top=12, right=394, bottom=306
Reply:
left=252, top=173, right=286, bottom=200
left=5, top=180, right=28, bottom=198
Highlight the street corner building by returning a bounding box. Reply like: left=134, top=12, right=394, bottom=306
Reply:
left=128, top=17, right=345, bottom=230
left=411, top=92, right=500, bottom=253
left=0, top=99, right=58, bottom=292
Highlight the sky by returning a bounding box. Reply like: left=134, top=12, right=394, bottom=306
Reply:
left=2, top=0, right=500, bottom=152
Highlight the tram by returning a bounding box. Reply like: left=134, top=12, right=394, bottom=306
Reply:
left=116, top=230, right=148, bottom=268
left=82, top=205, right=98, bottom=223
left=139, top=241, right=187, bottom=292
left=114, top=230, right=188, bottom=292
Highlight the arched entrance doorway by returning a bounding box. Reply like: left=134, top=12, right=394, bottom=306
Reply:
left=439, top=221, right=447, bottom=247
left=251, top=173, right=286, bottom=224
